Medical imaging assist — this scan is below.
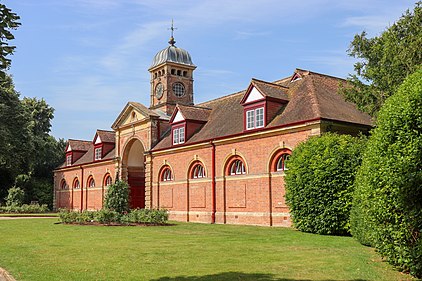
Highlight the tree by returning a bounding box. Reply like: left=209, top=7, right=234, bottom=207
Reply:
left=104, top=180, right=130, bottom=213
left=342, top=2, right=422, bottom=116
left=0, top=3, right=21, bottom=78
left=350, top=68, right=422, bottom=278
left=285, top=133, right=366, bottom=235
left=0, top=75, right=33, bottom=200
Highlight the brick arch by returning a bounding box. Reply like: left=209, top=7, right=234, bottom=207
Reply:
left=268, top=148, right=292, bottom=173
left=187, top=158, right=207, bottom=179
left=86, top=175, right=95, bottom=188
left=158, top=163, right=174, bottom=182
left=60, top=179, right=67, bottom=190
left=103, top=173, right=112, bottom=186
left=72, top=177, right=80, bottom=189
left=267, top=145, right=293, bottom=173
left=223, top=154, right=248, bottom=176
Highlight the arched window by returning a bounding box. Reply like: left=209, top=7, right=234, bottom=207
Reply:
left=60, top=179, right=67, bottom=190
left=191, top=163, right=206, bottom=179
left=229, top=159, right=246, bottom=175
left=104, top=174, right=112, bottom=186
left=271, top=149, right=292, bottom=172
left=276, top=154, right=290, bottom=171
left=160, top=166, right=173, bottom=182
left=73, top=178, right=80, bottom=189
left=87, top=177, right=95, bottom=188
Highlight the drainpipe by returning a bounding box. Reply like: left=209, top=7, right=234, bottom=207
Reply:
left=211, top=141, right=216, bottom=224
left=80, top=166, right=84, bottom=212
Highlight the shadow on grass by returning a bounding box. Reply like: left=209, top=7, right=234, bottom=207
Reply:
left=150, top=271, right=368, bottom=281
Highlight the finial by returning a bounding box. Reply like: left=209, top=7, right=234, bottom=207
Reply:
left=168, top=19, right=177, bottom=46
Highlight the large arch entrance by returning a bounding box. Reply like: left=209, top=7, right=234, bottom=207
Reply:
left=122, top=139, right=145, bottom=209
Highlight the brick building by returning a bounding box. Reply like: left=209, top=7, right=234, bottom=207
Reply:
left=54, top=37, right=372, bottom=226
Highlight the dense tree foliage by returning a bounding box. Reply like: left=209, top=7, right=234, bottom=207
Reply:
left=342, top=2, right=422, bottom=116
left=350, top=69, right=422, bottom=277
left=104, top=181, right=130, bottom=213
left=0, top=3, right=20, bottom=78
left=0, top=4, right=65, bottom=207
left=0, top=76, right=32, bottom=199
left=285, top=133, right=366, bottom=235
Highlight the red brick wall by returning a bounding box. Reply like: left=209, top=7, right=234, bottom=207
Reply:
left=151, top=127, right=314, bottom=226
left=54, top=161, right=116, bottom=211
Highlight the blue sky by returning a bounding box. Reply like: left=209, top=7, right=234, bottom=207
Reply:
left=3, top=0, right=416, bottom=141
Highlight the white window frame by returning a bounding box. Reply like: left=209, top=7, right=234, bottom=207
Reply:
left=276, top=154, right=290, bottom=171
left=66, top=154, right=72, bottom=166
left=105, top=176, right=112, bottom=186
left=230, top=160, right=246, bottom=175
left=162, top=168, right=173, bottom=181
left=245, top=106, right=264, bottom=130
left=94, top=147, right=102, bottom=160
left=192, top=164, right=205, bottom=179
left=73, top=179, right=80, bottom=189
left=88, top=178, right=95, bottom=188
left=173, top=126, right=185, bottom=145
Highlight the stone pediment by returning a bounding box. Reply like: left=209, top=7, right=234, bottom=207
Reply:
left=112, top=102, right=159, bottom=130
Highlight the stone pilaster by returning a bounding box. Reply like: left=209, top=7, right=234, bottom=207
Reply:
left=144, top=153, right=153, bottom=209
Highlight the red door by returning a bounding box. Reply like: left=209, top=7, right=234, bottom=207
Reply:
left=128, top=176, right=145, bottom=209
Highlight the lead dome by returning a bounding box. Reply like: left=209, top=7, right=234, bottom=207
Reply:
left=150, top=42, right=194, bottom=69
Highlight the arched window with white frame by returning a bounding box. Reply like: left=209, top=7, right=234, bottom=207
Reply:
left=160, top=166, right=173, bottom=182
left=87, top=177, right=95, bottom=188
left=226, top=157, right=247, bottom=176
left=104, top=174, right=112, bottom=186
left=191, top=163, right=206, bottom=179
left=271, top=148, right=292, bottom=173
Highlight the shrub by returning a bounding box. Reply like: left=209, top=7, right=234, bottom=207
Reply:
left=0, top=203, right=48, bottom=213
left=5, top=187, right=24, bottom=207
left=104, top=180, right=129, bottom=214
left=285, top=133, right=366, bottom=235
left=350, top=68, right=422, bottom=277
left=122, top=208, right=169, bottom=224
left=94, top=209, right=121, bottom=224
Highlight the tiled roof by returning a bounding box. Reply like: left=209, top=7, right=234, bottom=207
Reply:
left=250, top=78, right=289, bottom=101
left=67, top=139, right=91, bottom=152
left=173, top=104, right=211, bottom=123
left=73, top=147, right=116, bottom=166
left=152, top=69, right=372, bottom=150
left=96, top=130, right=115, bottom=143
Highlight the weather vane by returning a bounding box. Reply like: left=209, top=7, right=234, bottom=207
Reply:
left=168, top=19, right=177, bottom=46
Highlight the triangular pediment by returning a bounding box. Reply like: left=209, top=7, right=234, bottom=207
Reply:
left=66, top=144, right=72, bottom=152
left=94, top=135, right=101, bottom=144
left=112, top=102, right=159, bottom=129
left=245, top=86, right=265, bottom=103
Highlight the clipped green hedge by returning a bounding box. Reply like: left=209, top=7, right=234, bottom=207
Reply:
left=351, top=68, right=422, bottom=277
left=0, top=203, right=49, bottom=213
left=58, top=208, right=168, bottom=225
left=285, top=133, right=366, bottom=235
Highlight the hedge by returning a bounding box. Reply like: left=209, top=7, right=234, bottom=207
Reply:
left=285, top=133, right=366, bottom=235
left=350, top=68, right=422, bottom=277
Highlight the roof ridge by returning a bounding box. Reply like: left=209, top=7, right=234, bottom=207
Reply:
left=252, top=78, right=289, bottom=89
left=295, top=68, right=347, bottom=82
left=96, top=129, right=114, bottom=133
left=68, top=139, right=91, bottom=143
left=178, top=104, right=212, bottom=110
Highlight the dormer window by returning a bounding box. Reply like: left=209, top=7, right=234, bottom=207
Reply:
left=94, top=147, right=102, bottom=160
left=66, top=154, right=72, bottom=166
left=246, top=106, right=264, bottom=130
left=172, top=125, right=185, bottom=145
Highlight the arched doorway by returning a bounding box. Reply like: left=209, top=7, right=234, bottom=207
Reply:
left=122, top=139, right=146, bottom=209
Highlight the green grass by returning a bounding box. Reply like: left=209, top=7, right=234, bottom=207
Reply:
left=0, top=218, right=414, bottom=281
left=0, top=213, right=58, bottom=217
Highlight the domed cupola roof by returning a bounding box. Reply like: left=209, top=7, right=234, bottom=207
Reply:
left=150, top=36, right=195, bottom=69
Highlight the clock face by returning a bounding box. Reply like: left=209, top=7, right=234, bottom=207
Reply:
left=173, top=82, right=185, bottom=97
left=155, top=83, right=163, bottom=99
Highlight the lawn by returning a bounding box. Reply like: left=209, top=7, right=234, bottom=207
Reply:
left=0, top=218, right=413, bottom=281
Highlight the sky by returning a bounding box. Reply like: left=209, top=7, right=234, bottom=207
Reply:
left=3, top=0, right=417, bottom=141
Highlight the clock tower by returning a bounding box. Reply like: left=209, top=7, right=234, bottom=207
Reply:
left=148, top=32, right=196, bottom=115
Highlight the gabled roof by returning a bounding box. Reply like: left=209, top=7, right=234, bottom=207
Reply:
left=152, top=69, right=372, bottom=151
left=72, top=147, right=116, bottom=166
left=112, top=101, right=160, bottom=129
left=93, top=130, right=115, bottom=144
left=66, top=139, right=91, bottom=152
left=240, top=78, right=289, bottom=104
left=169, top=104, right=212, bottom=123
